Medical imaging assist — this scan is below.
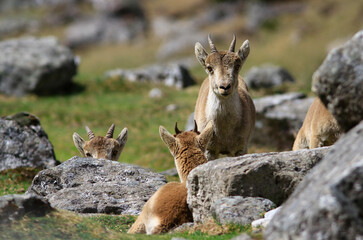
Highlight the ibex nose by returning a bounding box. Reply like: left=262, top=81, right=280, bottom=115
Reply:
left=219, top=84, right=231, bottom=90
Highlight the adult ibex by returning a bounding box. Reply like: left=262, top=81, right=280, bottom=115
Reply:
left=128, top=121, right=213, bottom=234
left=194, top=34, right=256, bottom=160
left=72, top=123, right=128, bottom=161
left=293, top=98, right=342, bottom=150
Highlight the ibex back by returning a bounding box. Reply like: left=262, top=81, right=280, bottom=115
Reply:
left=293, top=98, right=342, bottom=150
left=128, top=121, right=213, bottom=234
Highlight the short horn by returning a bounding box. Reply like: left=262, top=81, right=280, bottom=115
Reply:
left=193, top=120, right=198, bottom=133
left=229, top=34, right=236, bottom=52
left=85, top=126, right=95, bottom=140
left=208, top=34, right=217, bottom=53
left=175, top=122, right=181, bottom=134
left=106, top=123, right=115, bottom=138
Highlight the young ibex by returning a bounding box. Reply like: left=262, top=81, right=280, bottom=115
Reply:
left=72, top=123, right=128, bottom=161
left=194, top=34, right=256, bottom=160
left=292, top=98, right=342, bottom=150
left=128, top=121, right=213, bottom=234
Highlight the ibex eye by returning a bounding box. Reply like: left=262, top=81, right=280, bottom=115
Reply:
left=207, top=66, right=214, bottom=74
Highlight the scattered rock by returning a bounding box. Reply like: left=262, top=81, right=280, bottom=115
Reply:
left=252, top=93, right=314, bottom=150
left=231, top=233, right=253, bottom=240
left=65, top=16, right=146, bottom=48
left=187, top=147, right=330, bottom=223
left=149, top=88, right=162, bottom=99
left=165, top=104, right=178, bottom=112
left=312, top=30, right=363, bottom=132
left=244, top=64, right=295, bottom=90
left=245, top=1, right=306, bottom=33
left=105, top=63, right=196, bottom=89
left=27, top=157, right=167, bottom=215
left=265, top=121, right=363, bottom=240
left=0, top=112, right=58, bottom=172
left=0, top=194, right=53, bottom=224
left=211, top=196, right=275, bottom=225
left=251, top=206, right=281, bottom=229
left=0, top=36, right=77, bottom=97
left=185, top=112, right=195, bottom=131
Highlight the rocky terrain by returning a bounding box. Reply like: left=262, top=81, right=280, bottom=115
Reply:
left=0, top=0, right=362, bottom=239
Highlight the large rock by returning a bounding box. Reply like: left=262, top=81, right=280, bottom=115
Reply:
left=0, top=36, right=77, bottom=97
left=65, top=15, right=146, bottom=49
left=105, top=63, right=196, bottom=89
left=312, top=30, right=363, bottom=132
left=27, top=157, right=167, bottom=215
left=265, top=121, right=363, bottom=240
left=211, top=196, right=275, bottom=225
left=0, top=112, right=58, bottom=172
left=187, top=147, right=330, bottom=223
left=252, top=93, right=314, bottom=150
left=0, top=194, right=53, bottom=224
left=244, top=64, right=295, bottom=90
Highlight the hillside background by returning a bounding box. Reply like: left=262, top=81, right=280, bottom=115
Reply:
left=1, top=0, right=362, bottom=171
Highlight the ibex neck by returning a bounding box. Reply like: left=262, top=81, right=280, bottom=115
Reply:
left=175, top=148, right=207, bottom=183
left=206, top=89, right=242, bottom=120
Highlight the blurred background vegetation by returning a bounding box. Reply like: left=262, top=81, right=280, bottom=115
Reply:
left=1, top=0, right=362, bottom=172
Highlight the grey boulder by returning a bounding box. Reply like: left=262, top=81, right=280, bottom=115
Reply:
left=245, top=64, right=295, bottom=90
left=27, top=157, right=167, bottom=215
left=312, top=30, right=363, bottom=132
left=211, top=196, right=275, bottom=225
left=252, top=93, right=314, bottom=150
left=0, top=36, right=77, bottom=97
left=265, top=121, right=363, bottom=240
left=0, top=112, right=58, bottom=172
left=187, top=147, right=330, bottom=223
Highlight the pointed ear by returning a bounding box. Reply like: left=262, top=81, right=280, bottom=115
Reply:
left=116, top=127, right=128, bottom=153
left=73, top=132, right=85, bottom=157
left=238, top=40, right=250, bottom=65
left=159, top=126, right=177, bottom=155
left=196, top=121, right=214, bottom=151
left=195, top=42, right=208, bottom=68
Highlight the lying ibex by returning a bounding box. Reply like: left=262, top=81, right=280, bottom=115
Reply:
left=128, top=121, right=213, bottom=234
left=72, top=123, right=128, bottom=161
left=293, top=98, right=342, bottom=150
left=194, top=34, right=256, bottom=160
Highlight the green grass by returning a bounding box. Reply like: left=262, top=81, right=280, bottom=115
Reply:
left=0, top=211, right=257, bottom=240
left=0, top=168, right=39, bottom=195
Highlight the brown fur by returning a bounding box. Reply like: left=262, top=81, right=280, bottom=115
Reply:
left=72, top=124, right=128, bottom=161
left=293, top=98, right=342, bottom=150
left=194, top=36, right=256, bottom=160
left=128, top=121, right=213, bottom=234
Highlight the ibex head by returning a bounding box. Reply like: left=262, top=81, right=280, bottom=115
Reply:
left=159, top=120, right=214, bottom=157
left=195, top=34, right=250, bottom=98
left=72, top=123, right=128, bottom=161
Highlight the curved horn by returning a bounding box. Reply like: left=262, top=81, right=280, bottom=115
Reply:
left=193, top=120, right=198, bottom=133
left=208, top=34, right=217, bottom=53
left=85, top=126, right=95, bottom=140
left=175, top=122, right=181, bottom=135
left=229, top=34, right=236, bottom=52
left=105, top=123, right=115, bottom=138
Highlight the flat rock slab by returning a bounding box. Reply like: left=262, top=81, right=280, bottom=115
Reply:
left=27, top=157, right=167, bottom=215
left=187, top=147, right=330, bottom=222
